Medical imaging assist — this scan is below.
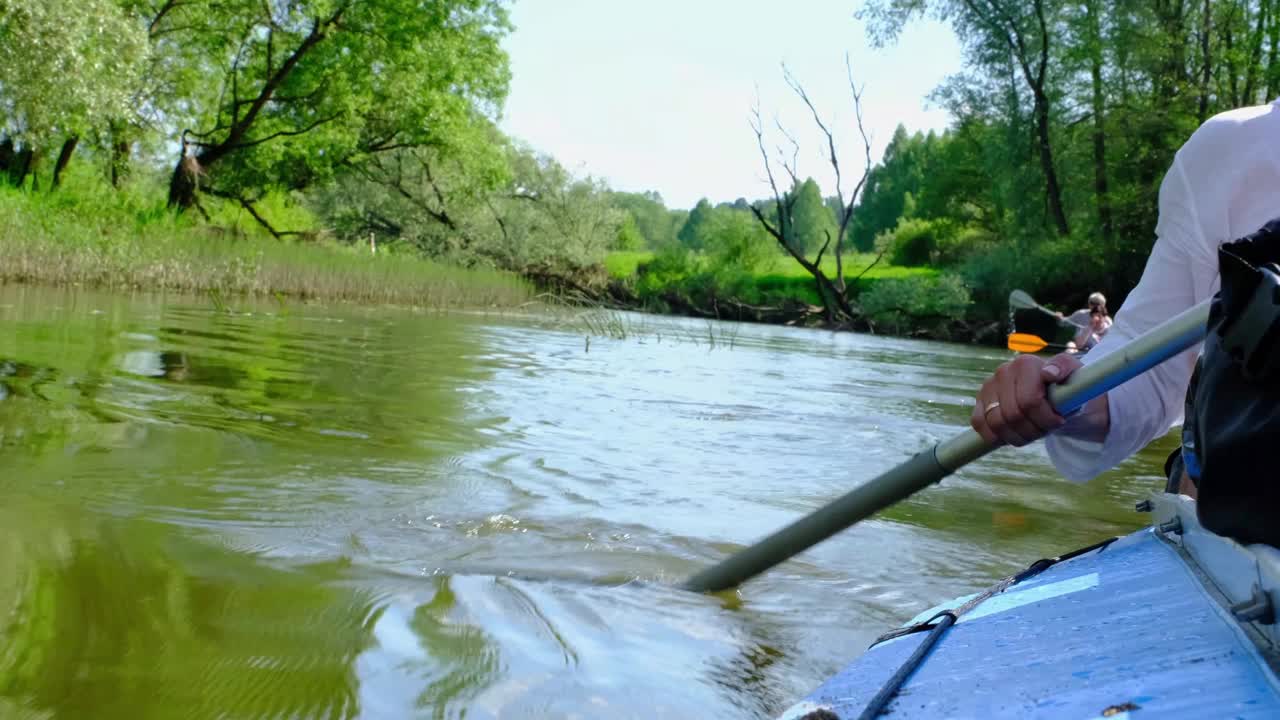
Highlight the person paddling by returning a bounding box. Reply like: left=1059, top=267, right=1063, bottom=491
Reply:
left=1058, top=292, right=1112, bottom=352
left=969, top=97, right=1280, bottom=547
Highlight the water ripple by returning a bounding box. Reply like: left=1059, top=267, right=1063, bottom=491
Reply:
left=0, top=288, right=1174, bottom=718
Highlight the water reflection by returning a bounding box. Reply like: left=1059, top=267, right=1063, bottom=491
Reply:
left=0, top=500, right=377, bottom=719
left=0, top=287, right=1171, bottom=718
left=0, top=358, right=58, bottom=401
left=355, top=578, right=502, bottom=717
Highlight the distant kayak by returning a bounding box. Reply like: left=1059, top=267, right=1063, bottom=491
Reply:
left=778, top=493, right=1280, bottom=719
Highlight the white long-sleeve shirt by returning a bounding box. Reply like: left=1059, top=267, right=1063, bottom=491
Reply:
left=1045, top=98, right=1280, bottom=481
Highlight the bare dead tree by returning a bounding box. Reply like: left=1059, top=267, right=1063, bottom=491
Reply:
left=746, top=59, right=876, bottom=324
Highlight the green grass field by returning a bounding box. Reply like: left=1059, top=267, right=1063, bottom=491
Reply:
left=605, top=250, right=939, bottom=309
left=754, top=255, right=937, bottom=305
left=757, top=253, right=937, bottom=281
left=0, top=180, right=531, bottom=308
left=604, top=251, right=654, bottom=278
left=606, top=250, right=935, bottom=282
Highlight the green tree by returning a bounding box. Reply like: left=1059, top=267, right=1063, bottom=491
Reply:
left=609, top=191, right=677, bottom=248
left=677, top=198, right=715, bottom=250
left=310, top=121, right=511, bottom=251
left=853, top=0, right=1280, bottom=321
left=704, top=208, right=774, bottom=271
left=484, top=145, right=623, bottom=272
left=667, top=208, right=690, bottom=244
left=862, top=0, right=1072, bottom=238
left=0, top=0, right=148, bottom=187
left=850, top=126, right=930, bottom=250
left=790, top=178, right=837, bottom=254
left=614, top=214, right=646, bottom=251
left=162, top=0, right=512, bottom=228
left=312, top=139, right=622, bottom=274
left=102, top=0, right=238, bottom=188
left=913, top=121, right=999, bottom=230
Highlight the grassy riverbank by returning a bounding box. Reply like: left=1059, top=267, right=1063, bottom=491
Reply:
left=0, top=184, right=531, bottom=308
left=606, top=251, right=936, bottom=286
left=605, top=250, right=941, bottom=310
left=603, top=249, right=978, bottom=339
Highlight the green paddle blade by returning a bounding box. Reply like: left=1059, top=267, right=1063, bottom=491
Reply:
left=1008, top=289, right=1040, bottom=310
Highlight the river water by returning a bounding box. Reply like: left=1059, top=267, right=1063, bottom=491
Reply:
left=0, top=285, right=1177, bottom=719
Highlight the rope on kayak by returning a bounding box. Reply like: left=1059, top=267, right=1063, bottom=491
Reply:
left=855, top=610, right=956, bottom=720
left=854, top=535, right=1119, bottom=719
left=868, top=535, right=1118, bottom=648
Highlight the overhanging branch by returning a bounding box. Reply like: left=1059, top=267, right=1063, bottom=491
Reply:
left=226, top=114, right=341, bottom=151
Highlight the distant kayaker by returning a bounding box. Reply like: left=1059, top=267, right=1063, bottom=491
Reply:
left=969, top=98, right=1280, bottom=508
left=1057, top=292, right=1112, bottom=352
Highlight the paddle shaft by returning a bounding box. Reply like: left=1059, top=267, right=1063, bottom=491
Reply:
left=1008, top=337, right=1074, bottom=354
left=1036, top=303, right=1090, bottom=329
left=1010, top=290, right=1090, bottom=329
left=1015, top=343, right=1075, bottom=354
left=680, top=299, right=1212, bottom=593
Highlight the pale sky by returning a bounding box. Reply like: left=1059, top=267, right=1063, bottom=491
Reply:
left=499, top=0, right=964, bottom=210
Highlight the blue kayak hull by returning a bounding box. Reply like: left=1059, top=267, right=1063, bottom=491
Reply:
left=780, top=524, right=1280, bottom=719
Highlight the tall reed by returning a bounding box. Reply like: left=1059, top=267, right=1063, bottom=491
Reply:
left=0, top=185, right=530, bottom=308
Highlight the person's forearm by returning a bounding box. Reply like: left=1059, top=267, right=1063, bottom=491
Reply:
left=1061, top=394, right=1110, bottom=443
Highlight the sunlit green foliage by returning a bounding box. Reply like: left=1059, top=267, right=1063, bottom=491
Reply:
left=609, top=190, right=684, bottom=249
left=486, top=147, right=624, bottom=272
left=152, top=0, right=512, bottom=210
left=851, top=127, right=931, bottom=251
left=0, top=0, right=148, bottom=147
left=855, top=0, right=1280, bottom=321
left=676, top=199, right=715, bottom=250
left=605, top=251, right=655, bottom=279
left=614, top=214, right=646, bottom=251
left=860, top=273, right=972, bottom=336
left=703, top=208, right=776, bottom=272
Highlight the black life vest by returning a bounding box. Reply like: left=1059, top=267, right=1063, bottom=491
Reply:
left=1181, top=217, right=1280, bottom=548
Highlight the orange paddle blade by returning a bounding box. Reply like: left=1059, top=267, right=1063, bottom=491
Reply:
left=1007, top=332, right=1049, bottom=353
